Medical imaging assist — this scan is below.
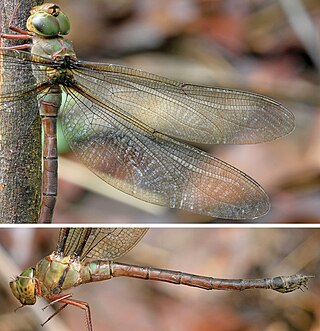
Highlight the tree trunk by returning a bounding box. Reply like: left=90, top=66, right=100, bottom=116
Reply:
left=0, top=1, right=43, bottom=223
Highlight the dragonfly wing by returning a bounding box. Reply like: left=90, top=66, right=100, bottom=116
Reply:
left=0, top=49, right=53, bottom=95
left=61, top=87, right=269, bottom=220
left=71, top=61, right=294, bottom=144
left=0, top=50, right=51, bottom=140
left=61, top=228, right=148, bottom=261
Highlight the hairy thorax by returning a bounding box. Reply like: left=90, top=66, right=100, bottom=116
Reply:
left=31, top=35, right=77, bottom=85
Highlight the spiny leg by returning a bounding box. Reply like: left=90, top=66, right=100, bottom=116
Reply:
left=41, top=303, right=68, bottom=327
left=42, top=294, right=93, bottom=331
left=7, top=3, right=31, bottom=35
left=42, top=293, right=73, bottom=310
left=0, top=33, right=32, bottom=40
left=58, top=298, right=93, bottom=331
left=0, top=31, right=32, bottom=50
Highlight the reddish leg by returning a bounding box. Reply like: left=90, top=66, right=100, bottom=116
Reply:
left=8, top=26, right=32, bottom=35
left=0, top=31, right=32, bottom=50
left=41, top=303, right=68, bottom=326
left=42, top=293, right=73, bottom=309
left=0, top=44, right=31, bottom=50
left=0, top=33, right=32, bottom=40
left=6, top=3, right=30, bottom=36
left=42, top=294, right=93, bottom=331
left=0, top=8, right=33, bottom=47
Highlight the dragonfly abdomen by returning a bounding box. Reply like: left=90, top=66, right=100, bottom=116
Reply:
left=79, top=261, right=112, bottom=284
left=105, top=262, right=311, bottom=293
left=37, top=87, right=61, bottom=223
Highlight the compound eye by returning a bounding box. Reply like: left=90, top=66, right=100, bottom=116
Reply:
left=29, top=12, right=60, bottom=36
left=55, top=12, right=70, bottom=35
left=27, top=5, right=70, bottom=36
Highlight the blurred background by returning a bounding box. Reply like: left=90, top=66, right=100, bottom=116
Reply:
left=0, top=228, right=319, bottom=331
left=1, top=1, right=319, bottom=330
left=26, top=0, right=318, bottom=224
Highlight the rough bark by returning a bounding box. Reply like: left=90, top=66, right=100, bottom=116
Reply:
left=0, top=1, right=43, bottom=223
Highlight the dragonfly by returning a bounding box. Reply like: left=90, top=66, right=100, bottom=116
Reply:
left=0, top=4, right=295, bottom=223
left=9, top=228, right=311, bottom=331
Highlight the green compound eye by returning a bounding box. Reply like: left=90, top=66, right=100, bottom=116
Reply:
left=28, top=12, right=60, bottom=36
left=27, top=11, right=70, bottom=37
left=55, top=12, right=71, bottom=35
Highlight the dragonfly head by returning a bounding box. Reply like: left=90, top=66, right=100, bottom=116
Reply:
left=9, top=267, right=37, bottom=306
left=27, top=3, right=70, bottom=37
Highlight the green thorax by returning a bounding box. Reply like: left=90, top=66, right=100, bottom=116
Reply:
left=35, top=253, right=111, bottom=297
left=26, top=3, right=77, bottom=109
left=31, top=35, right=76, bottom=61
left=9, top=255, right=112, bottom=305
left=35, top=253, right=82, bottom=297
left=27, top=3, right=77, bottom=85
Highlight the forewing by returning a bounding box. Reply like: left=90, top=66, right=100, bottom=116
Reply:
left=0, top=49, right=53, bottom=96
left=71, top=61, right=294, bottom=144
left=61, top=228, right=148, bottom=261
left=0, top=49, right=51, bottom=143
left=61, top=87, right=269, bottom=220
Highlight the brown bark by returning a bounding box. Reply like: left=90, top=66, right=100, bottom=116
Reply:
left=0, top=1, right=43, bottom=223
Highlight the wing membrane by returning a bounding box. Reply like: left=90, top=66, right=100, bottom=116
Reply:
left=72, top=61, right=294, bottom=144
left=0, top=49, right=54, bottom=97
left=61, top=87, right=269, bottom=219
left=0, top=50, right=51, bottom=142
left=60, top=228, right=148, bottom=261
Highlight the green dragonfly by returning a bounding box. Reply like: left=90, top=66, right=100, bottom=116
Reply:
left=10, top=228, right=311, bottom=331
left=0, top=4, right=295, bottom=223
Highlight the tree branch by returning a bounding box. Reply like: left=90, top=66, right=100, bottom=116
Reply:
left=0, top=1, right=43, bottom=223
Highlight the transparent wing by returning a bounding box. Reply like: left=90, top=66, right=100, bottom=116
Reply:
left=0, top=49, right=54, bottom=96
left=61, top=87, right=269, bottom=220
left=71, top=61, right=294, bottom=144
left=59, top=228, right=148, bottom=261
left=0, top=49, right=51, bottom=142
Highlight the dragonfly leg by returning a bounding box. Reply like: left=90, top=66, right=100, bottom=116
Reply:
left=41, top=303, right=68, bottom=327
left=43, top=293, right=73, bottom=310
left=5, top=3, right=32, bottom=36
left=47, top=297, right=93, bottom=331
left=40, top=295, right=72, bottom=327
left=42, top=293, right=93, bottom=330
left=5, top=2, right=25, bottom=32
left=0, top=30, right=32, bottom=50
left=0, top=44, right=31, bottom=50
left=0, top=33, right=33, bottom=40
left=62, top=298, right=93, bottom=331
left=8, top=26, right=32, bottom=35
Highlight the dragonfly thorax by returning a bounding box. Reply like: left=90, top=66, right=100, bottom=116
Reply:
left=45, top=65, right=75, bottom=86
left=9, top=267, right=37, bottom=306
left=35, top=254, right=82, bottom=297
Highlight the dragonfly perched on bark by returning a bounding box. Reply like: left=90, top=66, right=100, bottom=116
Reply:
left=0, top=4, right=295, bottom=223
left=9, top=228, right=311, bottom=331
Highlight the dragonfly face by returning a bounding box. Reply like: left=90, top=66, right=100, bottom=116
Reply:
left=9, top=267, right=37, bottom=306
left=27, top=3, right=70, bottom=37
